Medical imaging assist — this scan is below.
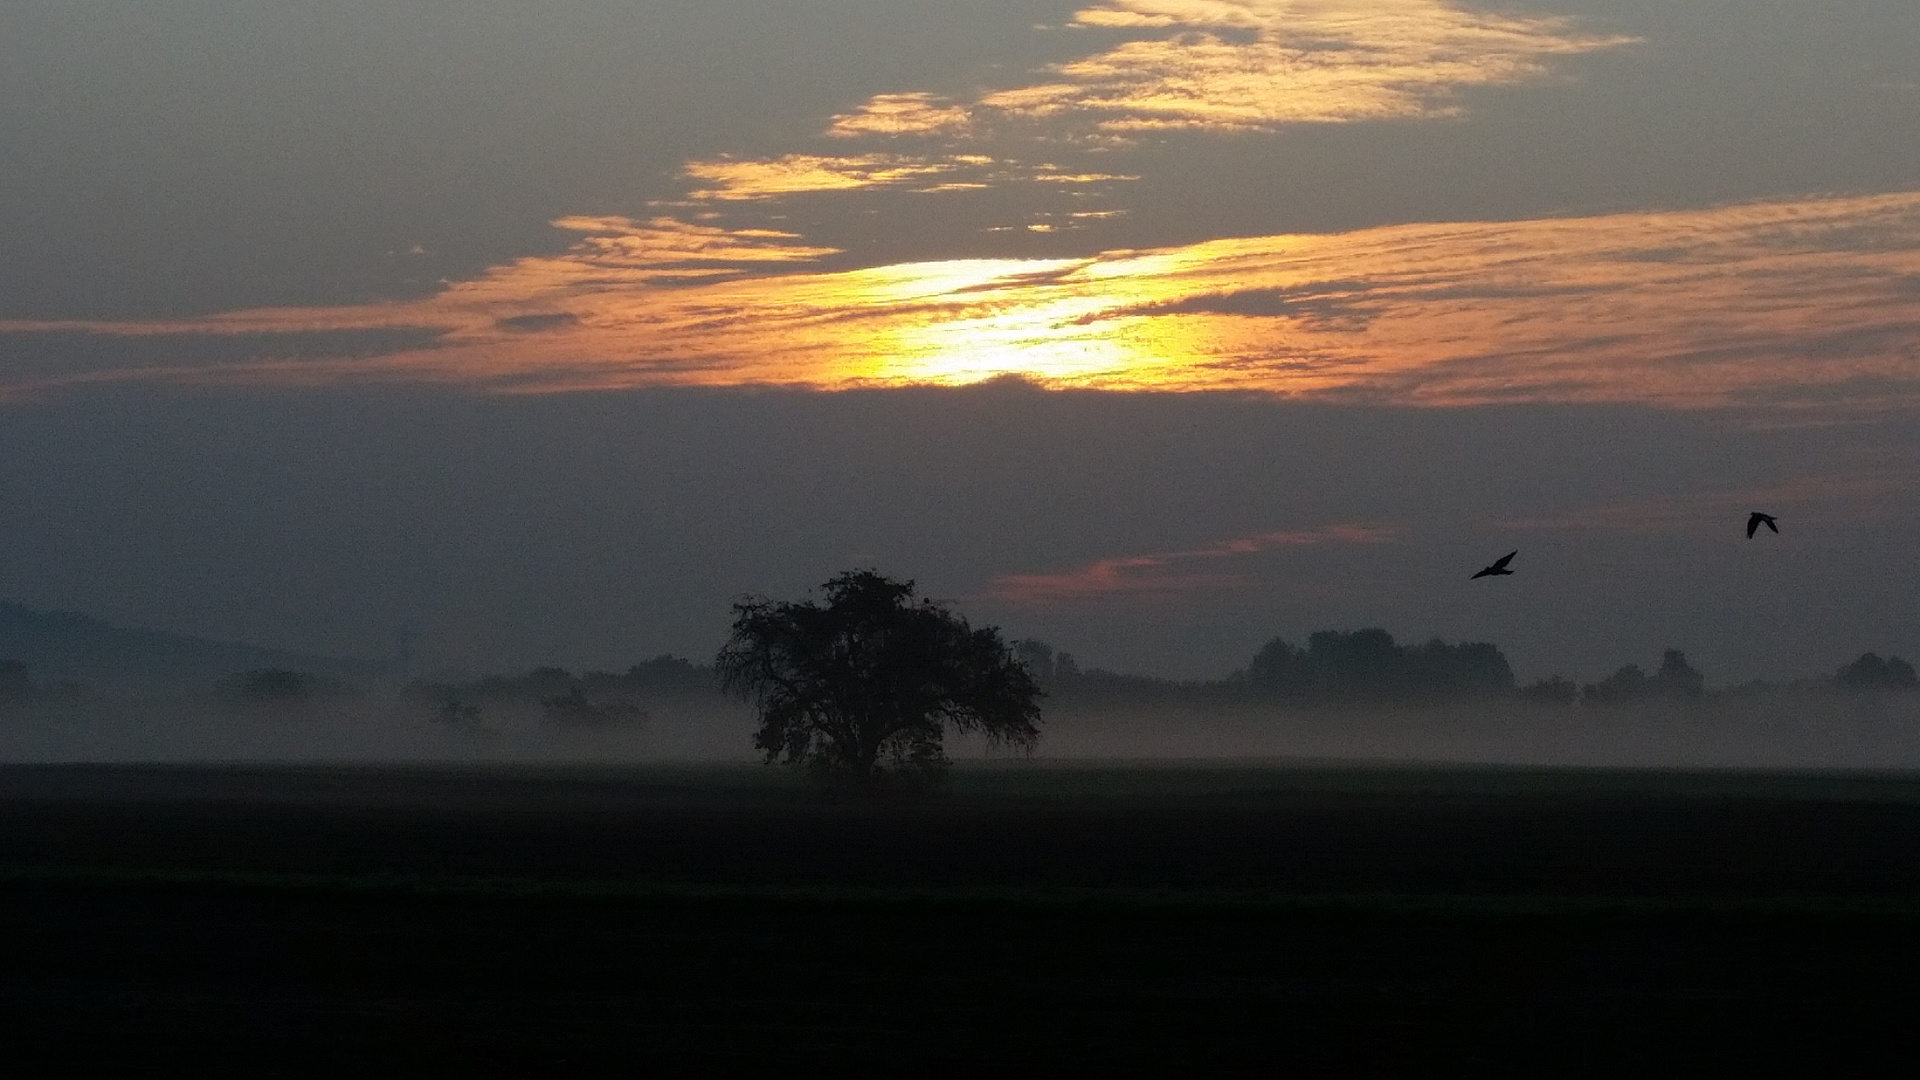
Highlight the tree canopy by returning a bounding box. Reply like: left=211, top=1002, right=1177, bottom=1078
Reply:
left=716, top=571, right=1042, bottom=789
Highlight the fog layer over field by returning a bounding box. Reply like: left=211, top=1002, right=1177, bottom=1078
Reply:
left=1025, top=694, right=1920, bottom=771
left=6, top=690, right=1920, bottom=770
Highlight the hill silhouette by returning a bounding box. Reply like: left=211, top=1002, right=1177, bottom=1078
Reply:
left=0, top=601, right=381, bottom=693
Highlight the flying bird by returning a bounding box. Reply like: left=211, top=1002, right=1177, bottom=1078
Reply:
left=1471, top=551, right=1517, bottom=579
left=1746, top=511, right=1778, bottom=539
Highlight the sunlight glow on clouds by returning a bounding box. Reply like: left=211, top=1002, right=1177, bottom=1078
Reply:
left=681, top=154, right=986, bottom=201
left=8, top=192, right=1920, bottom=412
left=891, top=0, right=1635, bottom=135
left=672, top=0, right=1629, bottom=221
left=828, top=93, right=974, bottom=138
left=3, top=1, right=1908, bottom=416
left=543, top=216, right=840, bottom=273
left=676, top=153, right=1133, bottom=202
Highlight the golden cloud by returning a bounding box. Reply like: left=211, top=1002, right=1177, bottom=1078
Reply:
left=830, top=0, right=1637, bottom=136
left=681, top=154, right=975, bottom=200
left=676, top=152, right=1130, bottom=203
left=827, top=93, right=974, bottom=138
left=8, top=192, right=1920, bottom=411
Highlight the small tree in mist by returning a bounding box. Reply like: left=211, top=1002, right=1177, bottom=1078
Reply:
left=1835, top=653, right=1919, bottom=691
left=1582, top=663, right=1649, bottom=704
left=1520, top=675, right=1579, bottom=706
left=1652, top=649, right=1705, bottom=698
left=0, top=660, right=30, bottom=705
left=716, top=571, right=1042, bottom=791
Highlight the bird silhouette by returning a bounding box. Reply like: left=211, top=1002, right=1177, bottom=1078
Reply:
left=1746, top=511, right=1778, bottom=539
left=1471, top=551, right=1517, bottom=579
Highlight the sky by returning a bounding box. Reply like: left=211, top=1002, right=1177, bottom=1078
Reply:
left=2, top=0, right=1918, bottom=684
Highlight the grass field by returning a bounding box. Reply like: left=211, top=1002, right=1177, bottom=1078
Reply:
left=4, top=762, right=1919, bottom=1074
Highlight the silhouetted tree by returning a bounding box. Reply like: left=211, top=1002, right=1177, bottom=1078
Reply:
left=222, top=668, right=322, bottom=701
left=1013, top=639, right=1057, bottom=684
left=539, top=686, right=646, bottom=725
left=1405, top=638, right=1516, bottom=697
left=1835, top=653, right=1919, bottom=691
left=1247, top=637, right=1311, bottom=696
left=435, top=696, right=485, bottom=730
left=620, top=655, right=715, bottom=691
left=1652, top=650, right=1705, bottom=699
left=1583, top=652, right=1706, bottom=704
left=1309, top=629, right=1405, bottom=698
left=717, top=571, right=1042, bottom=790
left=0, top=660, right=29, bottom=702
left=1521, top=675, right=1579, bottom=706
left=1245, top=629, right=1513, bottom=701
left=1583, top=663, right=1649, bottom=704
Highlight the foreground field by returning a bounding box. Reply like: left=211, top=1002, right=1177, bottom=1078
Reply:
left=3, top=763, right=1919, bottom=1073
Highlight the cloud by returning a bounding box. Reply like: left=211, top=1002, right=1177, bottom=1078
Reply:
left=987, top=524, right=1399, bottom=604
left=827, top=93, right=974, bottom=138
left=826, top=0, right=1637, bottom=137
left=680, top=154, right=980, bottom=201
left=7, top=192, right=1920, bottom=412
left=543, top=216, right=842, bottom=271
left=494, top=313, right=579, bottom=333
left=675, top=152, right=1132, bottom=204
left=671, top=0, right=1622, bottom=229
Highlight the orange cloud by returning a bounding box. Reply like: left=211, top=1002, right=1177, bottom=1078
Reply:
left=7, top=192, right=1920, bottom=411
left=825, top=0, right=1638, bottom=136
left=988, top=524, right=1399, bottom=605
left=680, top=154, right=983, bottom=200
left=675, top=152, right=1130, bottom=203
left=827, top=93, right=973, bottom=138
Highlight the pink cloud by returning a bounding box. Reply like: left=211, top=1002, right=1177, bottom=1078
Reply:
left=988, top=523, right=1398, bottom=605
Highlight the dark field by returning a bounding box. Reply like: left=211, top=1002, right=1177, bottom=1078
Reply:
left=5, top=763, right=1920, bottom=1074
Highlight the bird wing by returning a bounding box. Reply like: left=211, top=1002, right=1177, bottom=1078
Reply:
left=1763, top=515, right=1778, bottom=533
left=1492, top=551, right=1517, bottom=570
left=1747, top=515, right=1759, bottom=538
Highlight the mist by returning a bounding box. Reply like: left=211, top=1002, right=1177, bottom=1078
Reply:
left=9, top=674, right=1920, bottom=772
left=0, top=687, right=754, bottom=765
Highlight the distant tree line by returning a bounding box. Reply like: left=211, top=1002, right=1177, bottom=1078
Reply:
left=217, top=668, right=348, bottom=702
left=4, top=631, right=1913, bottom=719
left=1008, top=633, right=1917, bottom=708
left=1242, top=630, right=1515, bottom=701
left=400, top=655, right=715, bottom=728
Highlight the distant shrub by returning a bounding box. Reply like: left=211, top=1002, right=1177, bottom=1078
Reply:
left=436, top=697, right=485, bottom=730
left=221, top=668, right=336, bottom=701
left=1834, top=653, right=1919, bottom=691
left=1583, top=650, right=1706, bottom=704
left=618, top=655, right=716, bottom=691
left=1520, top=675, right=1579, bottom=706
left=0, top=660, right=29, bottom=701
left=539, top=687, right=646, bottom=726
left=1583, top=663, right=1649, bottom=705
left=1652, top=650, right=1705, bottom=699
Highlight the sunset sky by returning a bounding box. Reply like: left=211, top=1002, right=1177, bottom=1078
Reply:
left=3, top=0, right=1918, bottom=682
